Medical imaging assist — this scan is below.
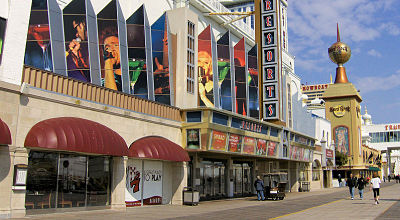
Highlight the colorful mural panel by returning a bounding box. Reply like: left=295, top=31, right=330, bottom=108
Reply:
left=210, top=130, right=227, bottom=151
left=334, top=126, right=349, bottom=155
left=63, top=0, right=90, bottom=82
left=217, top=32, right=231, bottom=111
left=248, top=45, right=259, bottom=119
left=152, top=13, right=171, bottom=105
left=255, top=139, right=267, bottom=156
left=198, top=26, right=214, bottom=107
left=234, top=38, right=247, bottom=116
left=243, top=137, right=256, bottom=154
left=97, top=0, right=122, bottom=91
left=267, top=141, right=277, bottom=157
left=228, top=134, right=242, bottom=153
left=127, top=6, right=148, bottom=99
left=24, top=0, right=53, bottom=71
left=125, top=160, right=142, bottom=207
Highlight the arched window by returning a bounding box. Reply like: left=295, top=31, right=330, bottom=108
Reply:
left=312, top=160, right=321, bottom=181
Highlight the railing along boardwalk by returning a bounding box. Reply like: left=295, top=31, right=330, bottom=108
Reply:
left=22, top=66, right=181, bottom=121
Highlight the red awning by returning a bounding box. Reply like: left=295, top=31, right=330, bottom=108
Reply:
left=0, top=118, right=12, bottom=145
left=25, top=117, right=128, bottom=156
left=128, top=136, right=190, bottom=162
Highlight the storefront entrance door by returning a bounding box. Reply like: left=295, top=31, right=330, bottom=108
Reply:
left=233, top=163, right=252, bottom=196
left=199, top=161, right=225, bottom=200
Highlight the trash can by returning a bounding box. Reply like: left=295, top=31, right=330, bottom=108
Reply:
left=183, top=187, right=199, bottom=206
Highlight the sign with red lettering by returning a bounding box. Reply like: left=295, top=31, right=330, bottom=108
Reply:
left=263, top=48, right=276, bottom=64
left=263, top=83, right=277, bottom=100
left=326, top=149, right=334, bottom=158
left=262, top=0, right=275, bottom=12
left=243, top=137, right=256, bottom=154
left=263, top=31, right=277, bottom=47
left=228, top=134, right=242, bottom=153
left=301, top=84, right=329, bottom=92
left=263, top=101, right=278, bottom=119
left=210, top=130, right=228, bottom=151
left=142, top=161, right=163, bottom=205
left=263, top=65, right=277, bottom=82
left=126, top=159, right=143, bottom=207
left=385, top=124, right=400, bottom=131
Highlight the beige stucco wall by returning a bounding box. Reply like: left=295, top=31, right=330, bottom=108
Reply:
left=0, top=81, right=185, bottom=217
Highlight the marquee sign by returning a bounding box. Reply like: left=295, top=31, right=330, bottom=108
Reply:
left=260, top=0, right=280, bottom=120
left=385, top=124, right=400, bottom=131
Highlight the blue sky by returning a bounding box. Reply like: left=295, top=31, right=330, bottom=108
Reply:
left=287, top=0, right=400, bottom=124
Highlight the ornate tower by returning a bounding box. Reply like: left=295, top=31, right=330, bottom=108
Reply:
left=322, top=24, right=363, bottom=175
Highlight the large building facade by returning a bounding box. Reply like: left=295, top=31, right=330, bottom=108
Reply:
left=0, top=0, right=319, bottom=218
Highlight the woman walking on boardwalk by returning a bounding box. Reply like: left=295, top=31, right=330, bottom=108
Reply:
left=370, top=173, right=381, bottom=205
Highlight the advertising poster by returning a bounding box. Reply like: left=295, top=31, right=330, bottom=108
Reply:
left=97, top=0, right=122, bottom=91
left=234, top=38, right=247, bottom=116
left=248, top=45, right=259, bottom=119
left=228, top=134, right=242, bottom=153
left=290, top=146, right=297, bottom=160
left=267, top=141, right=277, bottom=157
left=198, top=25, right=214, bottom=107
left=210, top=130, right=227, bottom=151
left=63, top=0, right=90, bottom=82
left=243, top=137, right=256, bottom=154
left=24, top=0, right=53, bottom=71
left=142, top=161, right=163, bottom=205
left=255, top=139, right=267, bottom=156
left=187, top=129, right=200, bottom=149
left=127, top=6, right=148, bottom=99
left=125, top=159, right=142, bottom=207
left=152, top=13, right=171, bottom=105
left=217, top=32, right=231, bottom=111
left=334, top=126, right=349, bottom=155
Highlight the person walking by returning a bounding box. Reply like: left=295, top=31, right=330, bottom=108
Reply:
left=357, top=175, right=367, bottom=200
left=370, top=173, right=381, bottom=205
left=347, top=173, right=357, bottom=200
left=254, top=176, right=265, bottom=201
left=338, top=174, right=342, bottom=187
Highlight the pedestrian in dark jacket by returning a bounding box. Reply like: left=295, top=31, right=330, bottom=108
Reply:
left=254, top=176, right=265, bottom=201
left=347, top=173, right=357, bottom=200
left=357, top=176, right=367, bottom=200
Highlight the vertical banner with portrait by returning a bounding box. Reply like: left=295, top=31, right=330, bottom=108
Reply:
left=217, top=32, right=231, bottom=111
left=151, top=13, right=171, bottom=105
left=334, top=126, right=349, bottom=156
left=24, top=0, right=53, bottom=71
left=198, top=25, right=214, bottom=107
left=0, top=17, right=6, bottom=64
left=63, top=0, right=90, bottom=82
left=267, top=141, right=278, bottom=157
left=97, top=0, right=122, bottom=91
left=243, top=137, right=256, bottom=154
left=228, top=134, right=242, bottom=153
left=210, top=130, right=227, bottom=151
left=187, top=129, right=200, bottom=149
left=126, top=6, right=148, bottom=99
left=142, top=161, right=162, bottom=205
left=256, top=139, right=267, bottom=156
left=125, top=159, right=142, bottom=207
left=234, top=38, right=247, bottom=116
left=248, top=45, right=259, bottom=119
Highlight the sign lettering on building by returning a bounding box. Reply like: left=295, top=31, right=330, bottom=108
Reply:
left=301, top=84, right=329, bottom=92
left=260, top=0, right=279, bottom=120
left=385, top=124, right=400, bottom=131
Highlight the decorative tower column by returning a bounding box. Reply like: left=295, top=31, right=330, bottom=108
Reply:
left=322, top=24, right=363, bottom=177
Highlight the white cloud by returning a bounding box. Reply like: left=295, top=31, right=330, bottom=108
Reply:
left=354, top=70, right=400, bottom=93
left=367, top=49, right=382, bottom=57
left=379, top=23, right=400, bottom=36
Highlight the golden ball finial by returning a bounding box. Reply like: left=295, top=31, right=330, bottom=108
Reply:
left=328, top=24, right=351, bottom=66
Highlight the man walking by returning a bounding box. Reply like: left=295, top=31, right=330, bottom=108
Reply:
left=357, top=175, right=367, bottom=200
left=254, top=176, right=265, bottom=201
left=347, top=173, right=357, bottom=200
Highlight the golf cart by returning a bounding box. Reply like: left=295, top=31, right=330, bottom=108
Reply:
left=262, top=172, right=287, bottom=200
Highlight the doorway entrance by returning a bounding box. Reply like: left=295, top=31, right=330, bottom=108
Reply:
left=199, top=161, right=226, bottom=200
left=232, top=163, right=252, bottom=197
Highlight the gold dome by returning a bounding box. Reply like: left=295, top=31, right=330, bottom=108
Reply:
left=328, top=41, right=351, bottom=65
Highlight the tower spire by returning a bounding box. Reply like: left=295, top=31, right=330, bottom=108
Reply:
left=337, top=23, right=340, bottom=42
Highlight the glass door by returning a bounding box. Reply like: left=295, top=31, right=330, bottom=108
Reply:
left=87, top=157, right=111, bottom=206
left=233, top=164, right=243, bottom=196
left=57, top=154, right=87, bottom=208
left=242, top=164, right=251, bottom=195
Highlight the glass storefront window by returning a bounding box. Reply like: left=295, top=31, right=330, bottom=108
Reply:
left=26, top=151, right=58, bottom=209
left=25, top=151, right=111, bottom=210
